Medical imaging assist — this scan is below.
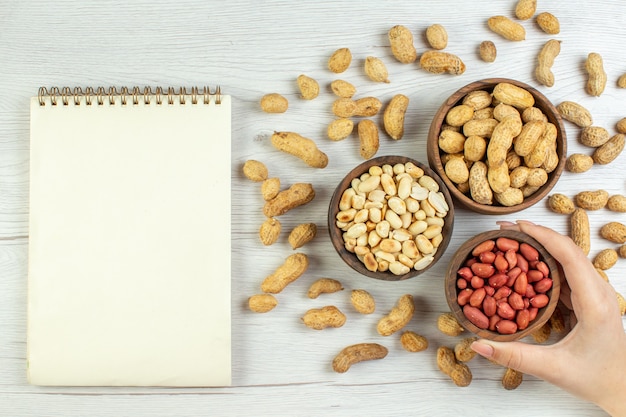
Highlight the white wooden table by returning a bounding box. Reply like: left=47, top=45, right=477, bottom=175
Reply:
left=1, top=1, right=625, bottom=415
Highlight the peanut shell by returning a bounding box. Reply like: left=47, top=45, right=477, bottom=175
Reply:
left=607, top=195, right=626, bottom=213
left=364, top=56, right=390, bottom=83
left=248, top=294, right=278, bottom=313
left=328, top=48, right=352, bottom=73
left=593, top=249, right=618, bottom=270
left=600, top=222, right=626, bottom=244
left=536, top=12, right=560, bottom=34
left=419, top=51, right=466, bottom=75
left=574, top=190, right=609, bottom=210
left=288, top=223, right=317, bottom=250
left=330, top=79, right=356, bottom=98
left=557, top=101, right=593, bottom=127
left=296, top=74, right=319, bottom=100
left=487, top=15, right=526, bottom=41
left=400, top=331, right=429, bottom=352
left=260, top=93, right=288, bottom=113
left=426, top=24, right=448, bottom=50
left=592, top=134, right=625, bottom=165
left=388, top=25, right=417, bottom=63
left=548, top=193, right=575, bottom=214
left=565, top=154, right=594, bottom=173
left=571, top=208, right=591, bottom=255
left=327, top=118, right=354, bottom=141
left=502, top=368, right=524, bottom=390
left=350, top=289, right=376, bottom=314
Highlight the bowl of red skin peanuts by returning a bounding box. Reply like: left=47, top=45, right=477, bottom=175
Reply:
left=445, top=229, right=562, bottom=342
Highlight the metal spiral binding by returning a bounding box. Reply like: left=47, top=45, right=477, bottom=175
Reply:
left=38, top=86, right=222, bottom=106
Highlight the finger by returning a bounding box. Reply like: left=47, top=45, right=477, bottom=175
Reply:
left=471, top=339, right=561, bottom=382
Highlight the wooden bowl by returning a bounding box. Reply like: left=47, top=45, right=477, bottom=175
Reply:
left=328, top=155, right=455, bottom=281
left=445, top=229, right=561, bottom=342
left=427, top=78, right=567, bottom=215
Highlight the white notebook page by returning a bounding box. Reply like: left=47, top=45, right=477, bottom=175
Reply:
left=28, top=92, right=231, bottom=386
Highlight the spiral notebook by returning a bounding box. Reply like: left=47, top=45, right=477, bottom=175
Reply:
left=27, top=86, right=232, bottom=387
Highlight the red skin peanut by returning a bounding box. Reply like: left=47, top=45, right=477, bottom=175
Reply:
left=479, top=251, right=496, bottom=264
left=497, top=301, right=516, bottom=320
left=470, top=275, right=485, bottom=289
left=472, top=240, right=496, bottom=256
left=520, top=242, right=539, bottom=262
left=488, top=273, right=508, bottom=288
left=463, top=305, right=489, bottom=329
left=535, top=261, right=550, bottom=277
left=505, top=249, right=518, bottom=269
left=514, top=271, right=528, bottom=295
left=470, top=287, right=487, bottom=307
left=494, top=254, right=509, bottom=272
left=471, top=262, right=495, bottom=278
left=527, top=269, right=544, bottom=283
left=484, top=286, right=495, bottom=296
left=483, top=295, right=497, bottom=317
left=525, top=283, right=537, bottom=299
left=530, top=294, right=550, bottom=308
left=496, top=319, right=518, bottom=334
left=489, top=314, right=501, bottom=331
left=534, top=278, right=553, bottom=294
left=457, top=266, right=473, bottom=280
left=457, top=278, right=468, bottom=290
left=516, top=309, right=531, bottom=330
left=516, top=253, right=529, bottom=272
left=465, top=257, right=478, bottom=267
left=494, top=286, right=512, bottom=301
left=457, top=288, right=474, bottom=306
left=528, top=307, right=539, bottom=321
left=508, top=292, right=525, bottom=310
left=496, top=237, right=520, bottom=252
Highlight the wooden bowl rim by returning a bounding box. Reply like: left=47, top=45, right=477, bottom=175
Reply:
left=328, top=155, right=455, bottom=281
left=427, top=77, right=568, bottom=215
left=445, top=229, right=561, bottom=341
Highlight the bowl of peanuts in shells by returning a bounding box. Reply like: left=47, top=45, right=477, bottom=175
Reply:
left=427, top=78, right=567, bottom=215
left=445, top=229, right=562, bottom=342
left=328, top=155, right=455, bottom=281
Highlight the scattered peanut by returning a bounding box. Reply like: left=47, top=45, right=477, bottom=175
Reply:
left=248, top=294, right=278, bottom=313
left=617, top=118, right=626, bottom=134
left=260, top=93, right=288, bottom=113
left=580, top=126, right=610, bottom=148
left=271, top=131, right=329, bottom=168
left=288, top=223, right=317, bottom=249
left=296, top=74, right=319, bottom=100
left=575, top=190, right=609, bottom=210
left=436, top=346, right=457, bottom=376
left=328, top=48, right=352, bottom=73
left=557, top=101, right=593, bottom=127
left=364, top=56, right=390, bottom=83
left=332, top=343, right=388, bottom=373
left=330, top=79, right=357, bottom=98
left=261, top=177, right=281, bottom=201
left=332, top=98, right=357, bottom=118
left=400, top=331, right=429, bottom=352
left=620, top=245, right=626, bottom=259
left=259, top=217, right=281, bottom=246
left=585, top=52, right=607, bottom=97
left=502, top=368, right=524, bottom=390
left=600, top=222, right=626, bottom=244
left=420, top=51, right=466, bottom=75
left=243, top=159, right=269, bottom=182
left=377, top=294, right=415, bottom=336
left=536, top=12, right=560, bottom=35
left=479, top=40, right=497, bottom=63
left=593, top=249, right=618, bottom=270
left=592, top=134, right=625, bottom=165
left=302, top=305, right=346, bottom=330
left=388, top=25, right=417, bottom=63
left=454, top=337, right=478, bottom=362
left=531, top=322, right=552, bottom=343
left=263, top=183, right=315, bottom=217
left=354, top=97, right=383, bottom=117
left=515, top=0, right=536, bottom=20
left=450, top=362, right=473, bottom=387
left=607, top=195, right=626, bottom=213
left=548, top=193, right=576, bottom=214
left=487, top=15, right=526, bottom=41
left=357, top=119, right=380, bottom=159
left=535, top=40, right=561, bottom=87
left=307, top=278, right=343, bottom=299
left=261, top=253, right=309, bottom=293
left=350, top=289, right=376, bottom=314
left=327, top=118, right=354, bottom=141
left=426, top=24, right=448, bottom=50
left=618, top=74, right=626, bottom=89
left=565, top=154, right=594, bottom=173
left=571, top=208, right=591, bottom=255
left=437, top=312, right=465, bottom=336
left=617, top=292, right=626, bottom=316
left=383, top=94, right=410, bottom=140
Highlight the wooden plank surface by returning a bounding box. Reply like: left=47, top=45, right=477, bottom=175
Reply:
left=1, top=1, right=625, bottom=415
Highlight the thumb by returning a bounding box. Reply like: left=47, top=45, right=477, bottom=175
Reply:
left=471, top=339, right=560, bottom=380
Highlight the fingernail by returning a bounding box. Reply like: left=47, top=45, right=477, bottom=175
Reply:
left=470, top=341, right=494, bottom=358
left=496, top=221, right=515, bottom=228
left=516, top=219, right=536, bottom=226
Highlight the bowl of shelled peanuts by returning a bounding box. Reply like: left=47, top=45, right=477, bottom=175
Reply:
left=328, top=155, right=455, bottom=281
left=445, top=229, right=561, bottom=342
left=427, top=78, right=567, bottom=215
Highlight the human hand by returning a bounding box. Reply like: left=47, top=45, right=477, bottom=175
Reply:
left=470, top=220, right=626, bottom=417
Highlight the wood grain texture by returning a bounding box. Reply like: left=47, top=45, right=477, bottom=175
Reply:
left=1, top=0, right=625, bottom=416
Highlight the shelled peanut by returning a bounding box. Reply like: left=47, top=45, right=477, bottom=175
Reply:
left=335, top=161, right=450, bottom=275
left=438, top=82, right=558, bottom=206
left=455, top=237, right=554, bottom=335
